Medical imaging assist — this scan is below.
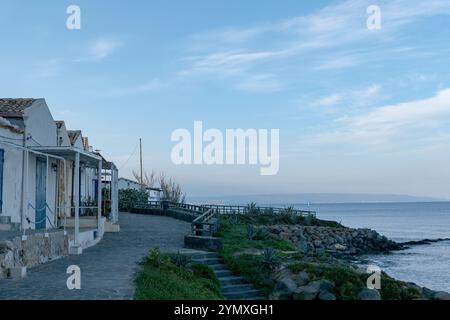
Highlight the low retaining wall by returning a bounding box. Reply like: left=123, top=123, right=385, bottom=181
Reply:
left=184, top=235, right=222, bottom=251
left=0, top=231, right=69, bottom=279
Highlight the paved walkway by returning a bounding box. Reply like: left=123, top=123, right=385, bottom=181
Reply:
left=0, top=213, right=190, bottom=300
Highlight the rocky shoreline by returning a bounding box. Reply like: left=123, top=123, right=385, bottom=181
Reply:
left=255, top=222, right=450, bottom=300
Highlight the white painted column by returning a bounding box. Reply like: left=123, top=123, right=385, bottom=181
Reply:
left=97, top=160, right=103, bottom=232
left=21, top=150, right=29, bottom=232
left=45, top=156, right=49, bottom=231
left=70, top=152, right=82, bottom=254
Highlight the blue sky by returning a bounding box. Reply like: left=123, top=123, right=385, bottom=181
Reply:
left=1, top=0, right=450, bottom=198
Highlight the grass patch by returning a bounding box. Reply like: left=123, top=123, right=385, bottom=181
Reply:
left=135, top=248, right=223, bottom=300
left=217, top=221, right=296, bottom=296
left=289, top=261, right=365, bottom=300
left=288, top=262, right=422, bottom=300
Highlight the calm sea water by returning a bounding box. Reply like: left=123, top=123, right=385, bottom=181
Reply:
left=293, top=202, right=450, bottom=292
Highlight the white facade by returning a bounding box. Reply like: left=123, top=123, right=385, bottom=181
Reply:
left=22, top=100, right=59, bottom=229
left=118, top=178, right=141, bottom=191
left=0, top=123, right=23, bottom=224
left=0, top=99, right=119, bottom=240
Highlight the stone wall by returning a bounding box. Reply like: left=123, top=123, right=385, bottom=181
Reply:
left=262, top=225, right=402, bottom=255
left=0, top=231, right=68, bottom=279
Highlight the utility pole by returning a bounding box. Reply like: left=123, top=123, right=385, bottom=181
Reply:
left=139, top=138, right=143, bottom=190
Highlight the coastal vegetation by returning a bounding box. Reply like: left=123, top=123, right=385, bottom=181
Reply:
left=134, top=248, right=223, bottom=300
left=118, top=188, right=148, bottom=212
left=215, top=206, right=436, bottom=300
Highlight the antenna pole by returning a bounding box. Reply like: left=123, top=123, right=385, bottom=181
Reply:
left=140, top=138, right=143, bottom=190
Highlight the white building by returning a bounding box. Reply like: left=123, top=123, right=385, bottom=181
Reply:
left=118, top=177, right=141, bottom=191
left=0, top=98, right=118, bottom=254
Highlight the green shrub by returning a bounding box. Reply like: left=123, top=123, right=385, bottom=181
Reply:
left=119, top=188, right=148, bottom=211
left=246, top=224, right=255, bottom=240
left=169, top=252, right=191, bottom=268
left=261, top=248, right=280, bottom=270
left=190, top=263, right=221, bottom=288
left=135, top=248, right=223, bottom=300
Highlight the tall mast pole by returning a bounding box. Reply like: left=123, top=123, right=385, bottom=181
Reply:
left=140, top=138, right=143, bottom=190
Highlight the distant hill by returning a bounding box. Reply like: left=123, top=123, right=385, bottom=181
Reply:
left=188, top=193, right=448, bottom=205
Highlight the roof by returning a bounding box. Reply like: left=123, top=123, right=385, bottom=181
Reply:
left=0, top=99, right=37, bottom=117
left=67, top=130, right=82, bottom=145
left=55, top=120, right=65, bottom=129
left=119, top=177, right=140, bottom=184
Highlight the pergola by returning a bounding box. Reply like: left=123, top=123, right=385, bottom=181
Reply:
left=32, top=146, right=103, bottom=255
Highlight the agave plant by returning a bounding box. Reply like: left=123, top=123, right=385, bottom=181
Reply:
left=246, top=224, right=255, bottom=240
left=255, top=227, right=270, bottom=240
left=227, top=214, right=240, bottom=225
left=170, top=252, right=191, bottom=268
left=261, top=248, right=280, bottom=270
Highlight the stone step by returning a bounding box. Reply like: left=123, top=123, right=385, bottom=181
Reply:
left=0, top=223, right=12, bottom=231
left=215, top=270, right=234, bottom=278
left=210, top=264, right=228, bottom=271
left=190, top=253, right=219, bottom=260
left=180, top=249, right=219, bottom=260
left=219, top=276, right=246, bottom=286
left=221, top=284, right=255, bottom=294
left=192, top=257, right=221, bottom=265
left=224, top=290, right=263, bottom=300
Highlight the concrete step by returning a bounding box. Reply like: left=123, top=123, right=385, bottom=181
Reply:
left=219, top=276, right=246, bottom=286
left=192, top=257, right=221, bottom=265
left=221, top=284, right=255, bottom=294
left=189, top=253, right=219, bottom=260
left=224, top=290, right=263, bottom=300
left=215, top=270, right=234, bottom=278
left=0, top=224, right=12, bottom=231
left=210, top=264, right=228, bottom=271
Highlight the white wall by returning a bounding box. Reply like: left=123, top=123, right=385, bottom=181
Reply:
left=23, top=100, right=58, bottom=229
left=56, top=122, right=71, bottom=147
left=0, top=127, right=24, bottom=224
left=118, top=178, right=141, bottom=191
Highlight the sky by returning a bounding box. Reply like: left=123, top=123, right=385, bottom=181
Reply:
left=1, top=0, right=450, bottom=199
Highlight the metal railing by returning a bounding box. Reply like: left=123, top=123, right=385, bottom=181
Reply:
left=133, top=201, right=316, bottom=217
left=191, top=208, right=219, bottom=237
left=201, top=204, right=316, bottom=217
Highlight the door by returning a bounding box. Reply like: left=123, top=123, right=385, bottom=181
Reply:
left=35, top=157, right=47, bottom=230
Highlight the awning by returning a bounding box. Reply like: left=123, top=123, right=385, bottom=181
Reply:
left=30, top=146, right=101, bottom=166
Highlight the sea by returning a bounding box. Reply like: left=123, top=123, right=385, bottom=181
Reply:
left=293, top=202, right=450, bottom=292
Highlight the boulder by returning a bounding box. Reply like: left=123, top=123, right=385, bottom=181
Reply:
left=273, top=268, right=298, bottom=293
left=358, top=288, right=381, bottom=300
left=293, top=271, right=310, bottom=286
left=318, top=291, right=337, bottom=300
left=334, top=244, right=347, bottom=251
left=433, top=291, right=450, bottom=300
left=293, top=279, right=334, bottom=300
left=269, top=290, right=292, bottom=300
left=0, top=241, right=14, bottom=254
left=293, top=286, right=319, bottom=300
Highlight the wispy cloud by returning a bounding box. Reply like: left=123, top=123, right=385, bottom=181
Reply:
left=75, top=38, right=123, bottom=62
left=307, top=88, right=450, bottom=147
left=180, top=0, right=450, bottom=91
left=237, top=74, right=283, bottom=93
left=101, top=79, right=162, bottom=97
left=311, top=84, right=381, bottom=108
